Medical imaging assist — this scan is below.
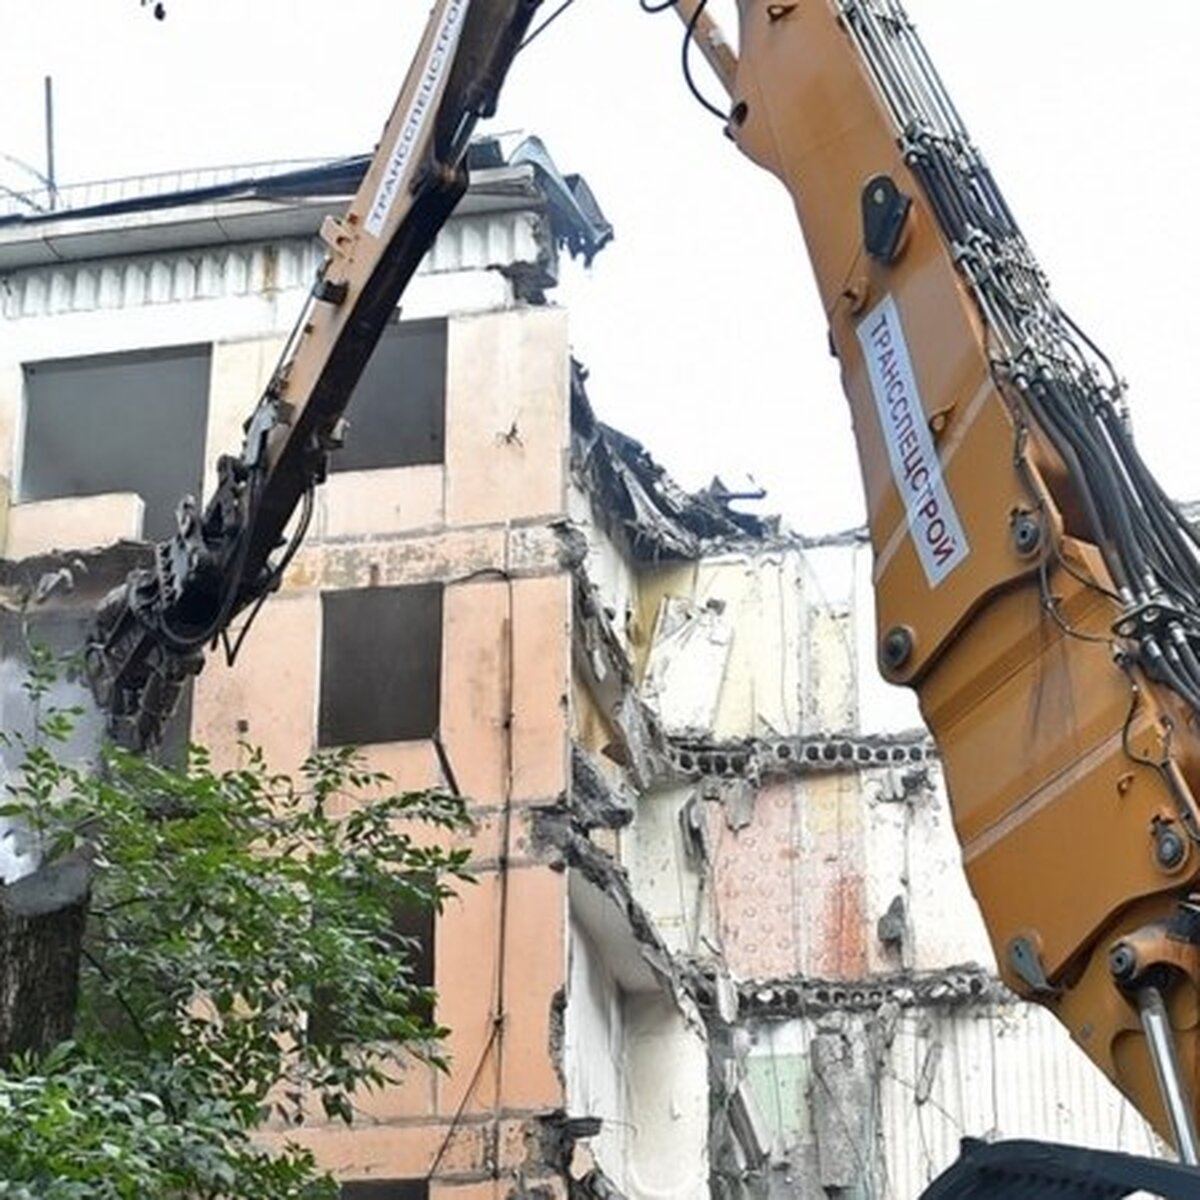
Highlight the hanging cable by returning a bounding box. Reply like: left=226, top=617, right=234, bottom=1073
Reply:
left=220, top=483, right=316, bottom=667
left=637, top=0, right=729, bottom=121
left=843, top=0, right=1200, bottom=727
left=681, top=0, right=729, bottom=121
left=519, top=0, right=582, bottom=50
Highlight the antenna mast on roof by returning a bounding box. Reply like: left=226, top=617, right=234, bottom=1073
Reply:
left=43, top=76, right=56, bottom=211
left=0, top=78, right=57, bottom=215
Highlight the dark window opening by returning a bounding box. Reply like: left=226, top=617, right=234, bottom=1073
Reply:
left=21, top=346, right=211, bottom=542
left=318, top=585, right=443, bottom=748
left=331, top=319, right=447, bottom=472
left=341, top=1181, right=428, bottom=1200
left=389, top=880, right=436, bottom=1021
left=309, top=889, right=436, bottom=1045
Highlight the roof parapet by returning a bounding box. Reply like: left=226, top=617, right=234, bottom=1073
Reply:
left=0, top=135, right=612, bottom=279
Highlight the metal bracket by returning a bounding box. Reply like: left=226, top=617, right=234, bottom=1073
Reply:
left=1008, top=935, right=1059, bottom=996
left=862, top=174, right=912, bottom=263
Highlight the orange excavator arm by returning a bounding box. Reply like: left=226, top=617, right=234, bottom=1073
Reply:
left=721, top=0, right=1200, bottom=1159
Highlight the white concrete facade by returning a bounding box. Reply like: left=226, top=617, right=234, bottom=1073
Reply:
left=568, top=496, right=1167, bottom=1195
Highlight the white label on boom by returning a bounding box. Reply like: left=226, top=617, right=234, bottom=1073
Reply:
left=857, top=295, right=970, bottom=587
left=364, top=0, right=468, bottom=238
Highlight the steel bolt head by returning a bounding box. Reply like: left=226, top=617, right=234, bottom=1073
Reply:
left=1156, top=827, right=1187, bottom=870
left=1109, top=942, right=1138, bottom=982
left=881, top=626, right=914, bottom=672
left=1012, top=513, right=1042, bottom=555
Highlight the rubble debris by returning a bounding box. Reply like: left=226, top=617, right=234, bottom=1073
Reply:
left=570, top=746, right=635, bottom=831
left=572, top=571, right=669, bottom=789
left=2, top=137, right=614, bottom=276
left=0, top=545, right=146, bottom=778
left=717, top=776, right=757, bottom=831
left=875, top=761, right=935, bottom=803
left=531, top=804, right=697, bottom=1022
left=549, top=520, right=590, bottom=572
left=538, top=1110, right=609, bottom=1191
left=574, top=573, right=634, bottom=692
left=810, top=1023, right=874, bottom=1190
left=571, top=364, right=778, bottom=562
left=726, top=1081, right=771, bottom=1173
left=682, top=962, right=768, bottom=1196
left=0, top=541, right=152, bottom=612
left=876, top=894, right=908, bottom=951
left=642, top=596, right=733, bottom=738
left=504, top=137, right=614, bottom=266
left=569, top=1166, right=628, bottom=1200
left=678, top=794, right=711, bottom=866
left=487, top=138, right=614, bottom=298
left=915, top=1036, right=943, bottom=1106
left=675, top=962, right=733, bottom=1029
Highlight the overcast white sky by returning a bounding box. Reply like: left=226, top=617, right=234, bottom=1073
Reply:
left=2, top=1, right=1196, bottom=536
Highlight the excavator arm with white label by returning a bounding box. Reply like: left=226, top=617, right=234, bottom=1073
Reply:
left=724, top=1, right=1200, bottom=1172
left=86, top=0, right=538, bottom=748
left=85, top=2, right=1200, bottom=1186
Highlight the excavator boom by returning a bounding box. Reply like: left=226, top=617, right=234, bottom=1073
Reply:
left=725, top=0, right=1200, bottom=1158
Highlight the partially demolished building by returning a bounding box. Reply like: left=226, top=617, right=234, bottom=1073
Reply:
left=0, top=148, right=1165, bottom=1197
left=565, top=385, right=1163, bottom=1196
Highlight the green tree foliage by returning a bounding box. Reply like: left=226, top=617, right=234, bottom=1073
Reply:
left=0, top=652, right=471, bottom=1197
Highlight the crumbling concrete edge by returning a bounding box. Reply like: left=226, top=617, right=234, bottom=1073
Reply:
left=531, top=800, right=703, bottom=1032
left=702, top=962, right=1013, bottom=1020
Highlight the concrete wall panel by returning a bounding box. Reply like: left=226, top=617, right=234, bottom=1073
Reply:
left=263, top=1120, right=486, bottom=1182
left=713, top=775, right=867, bottom=982
left=864, top=775, right=993, bottom=975
left=497, top=864, right=567, bottom=1111
left=191, top=592, right=318, bottom=774
left=314, top=465, right=445, bottom=541
left=566, top=918, right=629, bottom=1192
left=628, top=784, right=710, bottom=957
left=436, top=873, right=502, bottom=1119
left=445, top=309, right=568, bottom=526
left=642, top=596, right=732, bottom=738
left=433, top=863, right=567, bottom=1117
left=801, top=775, right=868, bottom=981
left=624, top=993, right=709, bottom=1200
left=284, top=529, right=508, bottom=593
left=442, top=580, right=508, bottom=805
left=634, top=555, right=805, bottom=742
left=511, top=574, right=569, bottom=802
left=708, top=556, right=804, bottom=741
left=355, top=741, right=446, bottom=797
left=6, top=493, right=144, bottom=559
left=714, top=779, right=804, bottom=981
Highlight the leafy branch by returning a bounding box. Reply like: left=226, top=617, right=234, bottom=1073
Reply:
left=0, top=657, right=472, bottom=1196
